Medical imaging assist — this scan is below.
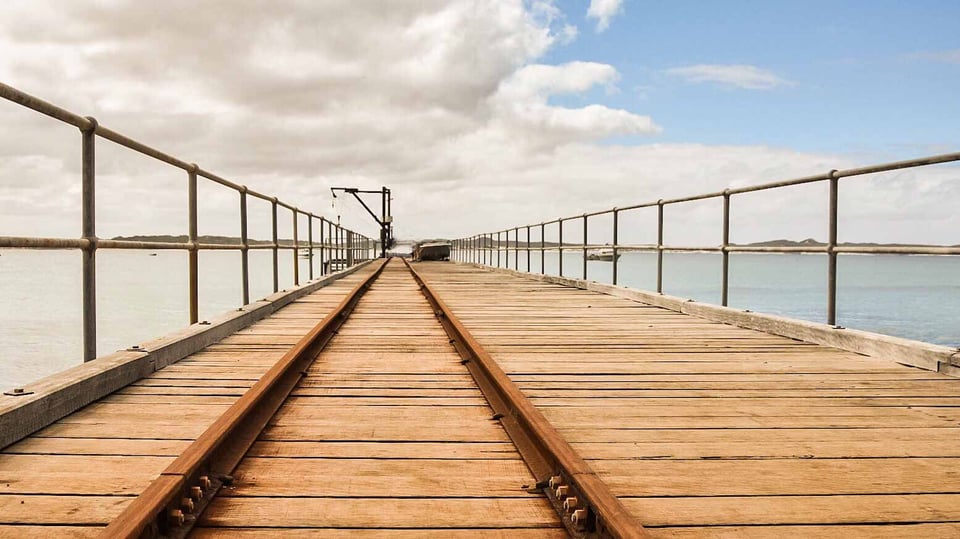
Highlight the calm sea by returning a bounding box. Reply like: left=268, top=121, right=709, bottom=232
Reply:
left=1, top=249, right=958, bottom=388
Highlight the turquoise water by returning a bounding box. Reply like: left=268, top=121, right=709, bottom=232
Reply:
left=1, top=249, right=958, bottom=388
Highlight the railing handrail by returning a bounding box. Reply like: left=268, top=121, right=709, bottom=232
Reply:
left=453, top=150, right=959, bottom=326
left=0, top=81, right=378, bottom=363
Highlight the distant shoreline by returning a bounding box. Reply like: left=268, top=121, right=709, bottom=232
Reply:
left=1, top=235, right=956, bottom=252
left=460, top=237, right=960, bottom=249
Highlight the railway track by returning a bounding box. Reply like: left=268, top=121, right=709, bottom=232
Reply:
left=100, top=258, right=646, bottom=538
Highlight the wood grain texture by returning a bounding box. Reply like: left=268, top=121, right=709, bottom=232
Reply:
left=0, top=267, right=377, bottom=536
left=414, top=261, right=960, bottom=536
left=196, top=261, right=560, bottom=535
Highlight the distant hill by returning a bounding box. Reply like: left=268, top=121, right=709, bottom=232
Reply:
left=737, top=238, right=960, bottom=248
left=115, top=235, right=958, bottom=249
left=431, top=237, right=958, bottom=249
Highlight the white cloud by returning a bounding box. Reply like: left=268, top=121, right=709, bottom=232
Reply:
left=665, top=64, right=793, bottom=90
left=488, top=62, right=660, bottom=145
left=586, top=0, right=624, bottom=32
left=0, top=1, right=952, bottom=248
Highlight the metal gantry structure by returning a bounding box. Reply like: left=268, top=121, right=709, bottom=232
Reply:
left=330, top=186, right=394, bottom=258
left=0, top=81, right=378, bottom=362
left=452, top=151, right=960, bottom=327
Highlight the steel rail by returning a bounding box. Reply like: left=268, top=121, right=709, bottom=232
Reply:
left=403, top=259, right=647, bottom=539
left=100, top=259, right=388, bottom=539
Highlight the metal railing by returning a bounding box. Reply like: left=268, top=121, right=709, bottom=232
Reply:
left=0, top=82, right=377, bottom=362
left=453, top=151, right=960, bottom=326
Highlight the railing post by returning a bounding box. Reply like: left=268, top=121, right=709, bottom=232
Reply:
left=514, top=228, right=519, bottom=270
left=271, top=198, right=279, bottom=293
left=347, top=231, right=354, bottom=266
left=559, top=219, right=564, bottom=277
left=526, top=225, right=531, bottom=272
left=239, top=187, right=250, bottom=304
left=582, top=214, right=588, bottom=280
left=292, top=209, right=299, bottom=286
left=497, top=231, right=501, bottom=268
left=307, top=214, right=314, bottom=280
left=540, top=223, right=545, bottom=274
left=81, top=116, right=97, bottom=362
left=827, top=170, right=839, bottom=326
left=319, top=218, right=326, bottom=275
left=657, top=199, right=664, bottom=294
left=721, top=191, right=731, bottom=307
left=187, top=164, right=199, bottom=325
left=612, top=208, right=619, bottom=286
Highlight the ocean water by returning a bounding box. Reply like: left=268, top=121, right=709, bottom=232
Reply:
left=0, top=249, right=317, bottom=388
left=482, top=249, right=960, bottom=347
left=1, top=249, right=958, bottom=388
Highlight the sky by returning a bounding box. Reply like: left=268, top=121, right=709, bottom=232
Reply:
left=0, top=0, right=957, bottom=246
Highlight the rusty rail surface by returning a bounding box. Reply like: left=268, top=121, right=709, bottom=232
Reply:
left=452, top=151, right=960, bottom=327
left=100, top=259, right=388, bottom=538
left=0, top=81, right=377, bottom=363
left=403, top=259, right=647, bottom=539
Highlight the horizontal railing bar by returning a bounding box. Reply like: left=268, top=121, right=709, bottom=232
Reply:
left=466, top=243, right=960, bottom=256
left=660, top=191, right=727, bottom=205
left=837, top=151, right=960, bottom=178
left=195, top=243, right=243, bottom=251
left=726, top=172, right=831, bottom=196
left=610, top=244, right=657, bottom=251
left=836, top=245, right=960, bottom=255
left=247, top=189, right=273, bottom=202
left=95, top=124, right=191, bottom=170
left=726, top=245, right=826, bottom=253
left=0, top=81, right=90, bottom=129
left=98, top=240, right=192, bottom=250
left=617, top=201, right=659, bottom=212
left=659, top=246, right=723, bottom=252
left=0, top=236, right=90, bottom=249
left=196, top=168, right=242, bottom=191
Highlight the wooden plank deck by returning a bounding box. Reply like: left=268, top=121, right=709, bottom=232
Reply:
left=414, top=261, right=960, bottom=538
left=0, top=267, right=379, bottom=538
left=2, top=258, right=959, bottom=538
left=193, top=260, right=561, bottom=537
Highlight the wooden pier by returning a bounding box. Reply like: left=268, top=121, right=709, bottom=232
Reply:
left=2, top=259, right=960, bottom=538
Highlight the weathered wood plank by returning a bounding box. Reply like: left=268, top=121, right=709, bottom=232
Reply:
left=414, top=261, right=960, bottom=534
left=199, top=497, right=559, bottom=529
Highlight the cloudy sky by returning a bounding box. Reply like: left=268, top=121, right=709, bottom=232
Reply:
left=0, top=0, right=957, bottom=246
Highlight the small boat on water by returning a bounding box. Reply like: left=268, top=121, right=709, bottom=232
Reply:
left=414, top=242, right=451, bottom=261
left=587, top=248, right=619, bottom=262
